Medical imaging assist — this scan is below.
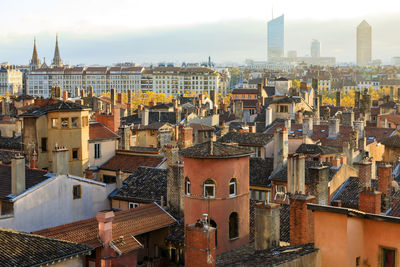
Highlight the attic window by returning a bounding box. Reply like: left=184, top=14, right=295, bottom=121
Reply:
left=73, top=185, right=81, bottom=199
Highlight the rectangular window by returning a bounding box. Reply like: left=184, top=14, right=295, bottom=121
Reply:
left=204, top=184, right=215, bottom=198
left=72, top=148, right=79, bottom=160
left=41, top=138, right=47, bottom=152
left=128, top=202, right=139, bottom=209
left=185, top=180, right=191, bottom=196
left=94, top=143, right=101, bottom=159
left=103, top=175, right=116, bottom=184
left=71, top=117, right=78, bottom=128
left=51, top=118, right=58, bottom=128
left=73, top=185, right=81, bottom=199
left=381, top=248, right=396, bottom=267
left=61, top=117, right=69, bottom=128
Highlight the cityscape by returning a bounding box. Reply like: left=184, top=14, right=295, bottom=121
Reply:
left=1, top=1, right=400, bottom=266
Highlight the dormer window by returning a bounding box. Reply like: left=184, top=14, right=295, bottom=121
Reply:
left=204, top=179, right=216, bottom=198
left=229, top=178, right=237, bottom=197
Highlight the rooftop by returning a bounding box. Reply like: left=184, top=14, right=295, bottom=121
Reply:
left=180, top=141, right=252, bottom=159
left=218, top=131, right=273, bottom=147
left=89, top=122, right=120, bottom=141
left=19, top=101, right=88, bottom=118
left=100, top=154, right=164, bottom=172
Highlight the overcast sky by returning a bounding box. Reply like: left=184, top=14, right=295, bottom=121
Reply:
left=1, top=0, right=400, bottom=65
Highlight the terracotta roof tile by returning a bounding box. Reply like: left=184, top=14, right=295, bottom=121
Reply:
left=100, top=154, right=164, bottom=172
left=35, top=203, right=176, bottom=254
left=180, top=141, right=252, bottom=159
left=89, top=122, right=120, bottom=140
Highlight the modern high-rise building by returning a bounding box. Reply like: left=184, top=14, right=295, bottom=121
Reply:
left=267, top=14, right=284, bottom=61
left=357, top=20, right=372, bottom=66
left=311, top=39, right=321, bottom=58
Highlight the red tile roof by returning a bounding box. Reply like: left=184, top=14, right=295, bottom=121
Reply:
left=34, top=203, right=176, bottom=254
left=89, top=122, right=120, bottom=141
left=100, top=153, right=164, bottom=172
left=378, top=114, right=400, bottom=125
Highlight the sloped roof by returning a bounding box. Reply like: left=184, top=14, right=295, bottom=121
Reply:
left=249, top=158, right=274, bottom=187
left=35, top=203, right=176, bottom=253
left=0, top=165, right=49, bottom=201
left=180, top=141, right=252, bottom=159
left=19, top=101, right=87, bottom=118
left=100, top=154, right=164, bottom=172
left=382, top=135, right=400, bottom=148
left=89, top=122, right=120, bottom=141
left=218, top=132, right=273, bottom=146
left=296, top=144, right=342, bottom=155
left=110, top=167, right=167, bottom=203
left=0, top=228, right=91, bottom=267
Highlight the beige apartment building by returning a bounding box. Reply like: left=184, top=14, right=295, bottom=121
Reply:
left=0, top=65, right=23, bottom=95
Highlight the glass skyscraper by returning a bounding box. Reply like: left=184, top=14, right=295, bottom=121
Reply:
left=267, top=14, right=284, bottom=61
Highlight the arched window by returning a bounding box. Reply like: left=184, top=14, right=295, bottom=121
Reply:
left=229, top=212, right=239, bottom=239
left=229, top=178, right=237, bottom=197
left=210, top=219, right=218, bottom=248
left=203, top=179, right=216, bottom=198
left=185, top=177, right=191, bottom=196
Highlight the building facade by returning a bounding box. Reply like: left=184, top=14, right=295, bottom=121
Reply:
left=0, top=65, right=23, bottom=95
left=357, top=20, right=372, bottom=66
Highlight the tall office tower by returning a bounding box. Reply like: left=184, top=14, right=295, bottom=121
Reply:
left=267, top=14, right=284, bottom=61
left=311, top=39, right=321, bottom=58
left=357, top=20, right=372, bottom=66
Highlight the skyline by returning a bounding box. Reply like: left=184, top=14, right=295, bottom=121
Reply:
left=2, top=0, right=400, bottom=65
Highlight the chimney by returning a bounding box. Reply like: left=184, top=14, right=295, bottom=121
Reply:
left=355, top=158, right=372, bottom=190
left=255, top=202, right=280, bottom=250
left=179, top=126, right=193, bottom=149
left=265, top=107, right=272, bottom=126
left=353, top=120, right=365, bottom=138
left=383, top=118, right=388, bottom=128
left=85, top=166, right=93, bottom=180
left=52, top=146, right=69, bottom=175
left=220, top=121, right=229, bottom=137
left=308, top=165, right=329, bottom=205
left=55, top=86, right=61, bottom=98
left=336, top=91, right=341, bottom=107
left=302, top=117, right=313, bottom=137
left=249, top=125, right=256, bottom=133
left=199, top=94, right=205, bottom=105
left=378, top=163, right=393, bottom=195
left=185, top=216, right=216, bottom=267
left=62, top=90, right=68, bottom=102
left=295, top=111, right=303, bottom=124
left=289, top=194, right=315, bottom=245
left=118, top=126, right=131, bottom=150
left=88, top=86, right=94, bottom=97
left=287, top=153, right=306, bottom=195
left=96, top=211, right=115, bottom=259
left=117, top=93, right=122, bottom=104
left=116, top=169, right=123, bottom=188
left=284, top=119, right=291, bottom=132
left=30, top=150, right=37, bottom=169
left=341, top=111, right=354, bottom=127
left=349, top=130, right=359, bottom=150
left=164, top=145, right=184, bottom=219
left=273, top=127, right=288, bottom=171
left=11, top=155, right=25, bottom=195
left=75, top=87, right=80, bottom=98
left=141, top=108, right=149, bottom=126
left=111, top=88, right=116, bottom=107
left=355, top=90, right=361, bottom=109
left=359, top=188, right=381, bottom=214
left=328, top=118, right=339, bottom=138
left=174, top=125, right=179, bottom=142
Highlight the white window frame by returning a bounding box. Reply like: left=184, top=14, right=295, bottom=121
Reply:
left=185, top=179, right=191, bottom=196
left=229, top=179, right=237, bottom=197
left=128, top=202, right=139, bottom=209
left=204, top=182, right=216, bottom=198
left=274, top=185, right=287, bottom=201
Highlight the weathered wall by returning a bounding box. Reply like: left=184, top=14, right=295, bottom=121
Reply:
left=277, top=251, right=321, bottom=267
left=89, top=139, right=117, bottom=167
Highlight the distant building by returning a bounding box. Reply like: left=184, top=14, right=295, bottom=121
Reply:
left=267, top=15, right=284, bottom=61
left=29, top=38, right=41, bottom=70
left=287, top=50, right=297, bottom=59
left=311, top=39, right=321, bottom=58
left=51, top=35, right=63, bottom=68
left=0, top=65, right=23, bottom=95
left=357, top=20, right=372, bottom=66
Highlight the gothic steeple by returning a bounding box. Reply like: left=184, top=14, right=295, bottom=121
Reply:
left=51, top=34, right=63, bottom=67
left=30, top=37, right=40, bottom=70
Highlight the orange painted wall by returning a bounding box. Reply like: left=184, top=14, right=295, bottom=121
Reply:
left=184, top=156, right=250, bottom=255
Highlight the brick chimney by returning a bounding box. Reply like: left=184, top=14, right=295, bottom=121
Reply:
left=287, top=153, right=306, bottom=195
left=185, top=215, right=216, bottom=267
left=85, top=166, right=93, bottom=180
left=96, top=210, right=115, bottom=261
left=30, top=150, right=37, bottom=169
left=52, top=146, right=69, bottom=175
left=302, top=117, right=313, bottom=137
left=117, top=93, right=122, bottom=104
left=273, top=127, right=288, bottom=171
left=355, top=158, right=372, bottom=190
left=179, top=126, right=193, bottom=149
left=11, top=154, right=25, bottom=195
left=359, top=188, right=381, bottom=214
left=295, top=111, right=303, bottom=124
left=308, top=165, right=329, bottom=205
left=255, top=202, right=280, bottom=250
left=328, top=118, right=339, bottom=138
left=341, top=111, right=354, bottom=127
left=378, top=163, right=392, bottom=195
left=62, top=90, right=68, bottom=102
left=289, top=194, right=315, bottom=245
left=111, top=88, right=116, bottom=107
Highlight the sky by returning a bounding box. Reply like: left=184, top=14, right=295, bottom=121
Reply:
left=1, top=0, right=400, bottom=65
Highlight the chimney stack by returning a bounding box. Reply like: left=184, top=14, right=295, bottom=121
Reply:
left=255, top=202, right=280, bottom=250
left=62, top=90, right=68, bottom=102
left=52, top=146, right=69, bottom=175
left=85, top=166, right=93, bottom=180
left=88, top=86, right=94, bottom=97
left=141, top=108, right=149, bottom=126
left=336, top=91, right=341, bottom=107
left=96, top=211, right=115, bottom=261
left=117, top=93, right=122, bottom=104
left=378, top=163, right=393, bottom=195
left=30, top=150, right=37, bottom=169
left=265, top=107, right=272, bottom=126
left=273, top=127, right=288, bottom=171
left=11, top=155, right=25, bottom=195
left=220, top=121, right=229, bottom=137
left=308, top=165, right=329, bottom=205
left=302, top=117, right=313, bottom=137
left=353, top=120, right=365, bottom=138
left=75, top=87, right=80, bottom=98
left=328, top=118, right=339, bottom=138
left=355, top=158, right=372, bottom=190
left=179, top=126, right=193, bottom=149
left=185, top=216, right=216, bottom=267
left=359, top=188, right=382, bottom=214
left=289, top=194, right=315, bottom=245
left=295, top=111, right=303, bottom=124
left=118, top=125, right=131, bottom=150
left=287, top=153, right=306, bottom=195
left=111, top=88, right=116, bottom=107
left=341, top=111, right=354, bottom=127
left=116, top=169, right=123, bottom=188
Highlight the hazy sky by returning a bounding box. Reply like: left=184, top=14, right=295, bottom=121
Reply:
left=1, top=0, right=400, bottom=65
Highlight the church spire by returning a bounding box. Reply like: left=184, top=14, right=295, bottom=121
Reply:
left=51, top=34, right=63, bottom=67
left=30, top=37, right=40, bottom=70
